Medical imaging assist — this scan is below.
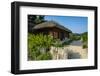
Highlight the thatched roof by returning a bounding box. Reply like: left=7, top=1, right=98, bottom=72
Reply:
left=33, top=21, right=72, bottom=32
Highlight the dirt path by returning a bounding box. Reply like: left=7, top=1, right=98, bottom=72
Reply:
left=50, top=40, right=88, bottom=59
left=70, top=40, right=83, bottom=46
left=65, top=45, right=88, bottom=59
left=68, top=40, right=88, bottom=59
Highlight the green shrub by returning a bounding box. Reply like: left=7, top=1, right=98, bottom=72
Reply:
left=70, top=33, right=81, bottom=41
left=81, top=32, right=88, bottom=49
left=83, top=44, right=87, bottom=49
left=52, top=39, right=63, bottom=47
left=82, top=42, right=88, bottom=49
left=28, top=33, right=53, bottom=60
left=81, top=32, right=88, bottom=43
left=37, top=52, right=52, bottom=60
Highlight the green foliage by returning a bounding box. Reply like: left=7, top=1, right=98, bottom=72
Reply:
left=28, top=15, right=45, bottom=24
left=81, top=32, right=88, bottom=48
left=28, top=33, right=53, bottom=60
left=37, top=52, right=52, bottom=60
left=35, top=16, right=45, bottom=24
left=28, top=15, right=45, bottom=32
left=83, top=43, right=88, bottom=48
left=70, top=33, right=81, bottom=41
left=62, top=39, right=73, bottom=45
left=81, top=32, right=88, bottom=43
left=53, top=39, right=63, bottom=47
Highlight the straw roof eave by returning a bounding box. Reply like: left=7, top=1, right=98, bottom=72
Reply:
left=32, top=21, right=72, bottom=33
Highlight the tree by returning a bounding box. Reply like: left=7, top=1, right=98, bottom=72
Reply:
left=35, top=16, right=44, bottom=24
left=28, top=15, right=45, bottom=33
left=28, top=15, right=45, bottom=24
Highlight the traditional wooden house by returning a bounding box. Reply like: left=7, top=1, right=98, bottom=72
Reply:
left=32, top=21, right=72, bottom=40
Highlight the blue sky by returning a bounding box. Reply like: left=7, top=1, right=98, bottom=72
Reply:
left=44, top=15, right=88, bottom=33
